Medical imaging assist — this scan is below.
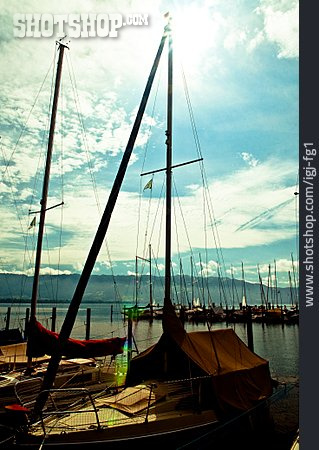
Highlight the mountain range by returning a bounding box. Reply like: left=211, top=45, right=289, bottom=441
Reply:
left=0, top=273, right=297, bottom=307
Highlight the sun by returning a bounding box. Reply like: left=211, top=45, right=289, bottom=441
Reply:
left=169, top=5, right=218, bottom=73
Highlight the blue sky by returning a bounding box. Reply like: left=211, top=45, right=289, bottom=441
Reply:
left=0, top=0, right=298, bottom=287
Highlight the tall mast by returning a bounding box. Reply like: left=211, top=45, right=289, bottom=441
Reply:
left=288, top=270, right=294, bottom=307
left=291, top=253, right=298, bottom=307
left=27, top=41, right=67, bottom=370
left=179, top=259, right=183, bottom=305
left=164, top=17, right=173, bottom=310
left=257, top=264, right=266, bottom=308
left=199, top=253, right=205, bottom=307
left=36, top=23, right=169, bottom=414
left=191, top=255, right=194, bottom=307
left=274, top=259, right=279, bottom=307
left=231, top=265, right=235, bottom=308
left=149, top=243, right=153, bottom=322
left=135, top=256, right=138, bottom=307
left=241, top=262, right=247, bottom=306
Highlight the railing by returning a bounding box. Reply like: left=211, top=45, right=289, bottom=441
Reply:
left=29, top=376, right=214, bottom=435
left=36, top=387, right=102, bottom=432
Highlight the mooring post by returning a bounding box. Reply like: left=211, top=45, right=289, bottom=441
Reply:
left=86, top=308, right=91, bottom=340
left=24, top=308, right=30, bottom=340
left=51, top=306, right=57, bottom=332
left=247, top=306, right=254, bottom=352
left=5, top=307, right=11, bottom=331
left=127, top=310, right=133, bottom=370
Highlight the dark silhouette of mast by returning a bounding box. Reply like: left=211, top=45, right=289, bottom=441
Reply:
left=27, top=40, right=68, bottom=371
left=35, top=23, right=169, bottom=414
left=164, top=17, right=173, bottom=310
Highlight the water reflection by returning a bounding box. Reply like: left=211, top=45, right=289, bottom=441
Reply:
left=0, top=303, right=299, bottom=377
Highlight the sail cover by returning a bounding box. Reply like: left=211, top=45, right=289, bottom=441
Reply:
left=27, top=320, right=126, bottom=358
left=127, top=304, right=273, bottom=412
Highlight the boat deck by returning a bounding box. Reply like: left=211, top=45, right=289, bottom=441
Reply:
left=22, top=382, right=219, bottom=448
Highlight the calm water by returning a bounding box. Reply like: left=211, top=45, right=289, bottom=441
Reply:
left=0, top=302, right=299, bottom=378
left=0, top=302, right=299, bottom=449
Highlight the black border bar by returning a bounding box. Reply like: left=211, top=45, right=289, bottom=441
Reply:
left=300, top=2, right=319, bottom=449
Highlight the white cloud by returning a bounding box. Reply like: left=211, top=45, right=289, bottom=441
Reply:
left=224, top=30, right=247, bottom=51
left=26, top=266, right=72, bottom=276
left=258, top=258, right=298, bottom=276
left=240, top=152, right=259, bottom=167
left=100, top=260, right=114, bottom=269
left=254, top=0, right=299, bottom=59
left=196, top=259, right=219, bottom=275
left=127, top=271, right=136, bottom=276
left=2, top=154, right=297, bottom=272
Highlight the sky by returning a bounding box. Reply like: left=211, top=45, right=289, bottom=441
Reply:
left=0, top=0, right=299, bottom=288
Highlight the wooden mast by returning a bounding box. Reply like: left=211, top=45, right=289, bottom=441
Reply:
left=27, top=40, right=68, bottom=371
left=35, top=21, right=169, bottom=414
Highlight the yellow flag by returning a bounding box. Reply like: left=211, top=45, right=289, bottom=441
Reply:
left=143, top=179, right=153, bottom=191
left=28, top=217, right=36, bottom=230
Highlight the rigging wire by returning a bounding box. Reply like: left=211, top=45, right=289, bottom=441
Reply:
left=1, top=57, right=55, bottom=181
left=0, top=47, right=57, bottom=313
left=66, top=52, right=124, bottom=314
left=32, top=46, right=59, bottom=318
left=180, top=63, right=233, bottom=303
left=134, top=68, right=162, bottom=301
left=172, top=178, right=205, bottom=305
left=294, top=170, right=299, bottom=278
left=54, top=70, right=66, bottom=308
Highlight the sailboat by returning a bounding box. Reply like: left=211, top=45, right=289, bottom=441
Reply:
left=0, top=39, right=126, bottom=413
left=9, top=18, right=284, bottom=449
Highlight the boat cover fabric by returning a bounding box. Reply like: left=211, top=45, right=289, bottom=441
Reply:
left=98, top=385, right=161, bottom=415
left=127, top=303, right=273, bottom=412
left=27, top=320, right=126, bottom=358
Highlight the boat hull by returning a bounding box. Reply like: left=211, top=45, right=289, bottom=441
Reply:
left=13, top=411, right=219, bottom=449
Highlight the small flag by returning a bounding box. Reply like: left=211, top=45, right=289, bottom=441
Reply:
left=28, top=217, right=36, bottom=230
left=143, top=179, right=153, bottom=191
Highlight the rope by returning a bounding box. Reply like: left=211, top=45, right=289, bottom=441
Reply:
left=180, top=63, right=233, bottom=303
left=66, top=52, right=127, bottom=333
left=0, top=46, right=58, bottom=320
left=134, top=70, right=162, bottom=302
left=36, top=46, right=61, bottom=315
left=172, top=179, right=205, bottom=305
left=54, top=67, right=66, bottom=307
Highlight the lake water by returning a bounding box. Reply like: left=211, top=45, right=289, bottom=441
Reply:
left=0, top=302, right=299, bottom=449
left=0, top=302, right=299, bottom=379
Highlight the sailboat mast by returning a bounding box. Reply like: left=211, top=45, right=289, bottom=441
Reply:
left=241, top=261, right=247, bottom=306
left=149, top=243, right=153, bottom=322
left=291, top=253, right=298, bottom=307
left=164, top=18, right=173, bottom=309
left=27, top=41, right=67, bottom=370
left=191, top=255, right=194, bottom=307
left=274, top=259, right=279, bottom=307
left=36, top=24, right=169, bottom=413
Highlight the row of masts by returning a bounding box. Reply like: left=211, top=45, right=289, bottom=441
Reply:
left=133, top=250, right=299, bottom=313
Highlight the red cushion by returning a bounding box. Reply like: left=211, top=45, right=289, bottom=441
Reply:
left=5, top=404, right=30, bottom=413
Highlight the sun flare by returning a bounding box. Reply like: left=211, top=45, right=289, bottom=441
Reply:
left=170, top=6, right=218, bottom=72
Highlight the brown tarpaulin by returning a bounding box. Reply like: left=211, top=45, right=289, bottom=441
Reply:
left=127, top=303, right=273, bottom=412
left=27, top=320, right=126, bottom=358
